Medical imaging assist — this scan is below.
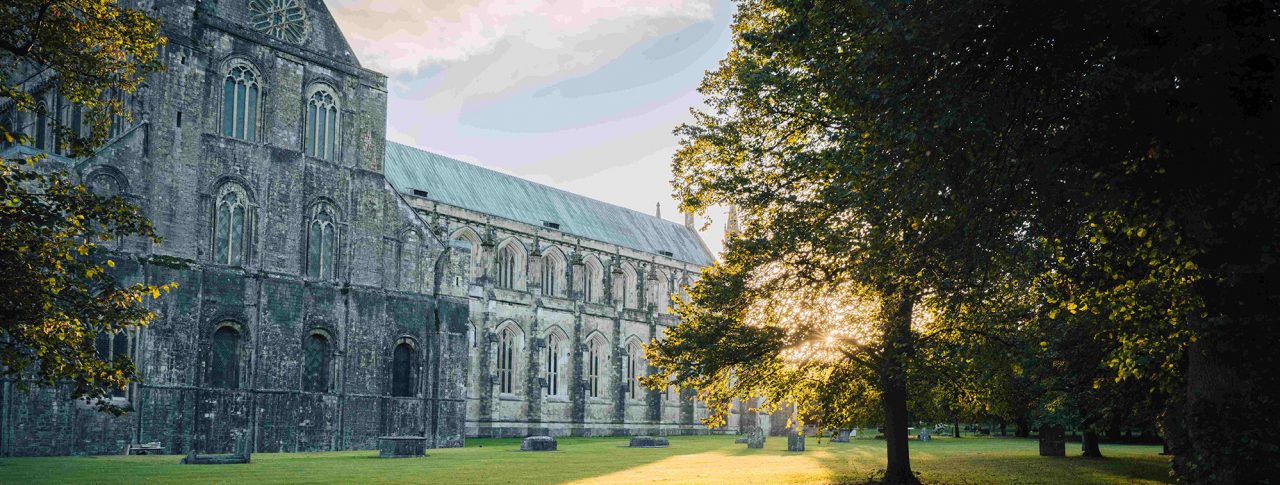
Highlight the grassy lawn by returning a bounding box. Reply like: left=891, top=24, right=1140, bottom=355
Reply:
left=0, top=435, right=1170, bottom=484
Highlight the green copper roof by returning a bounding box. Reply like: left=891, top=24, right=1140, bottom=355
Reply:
left=384, top=142, right=714, bottom=266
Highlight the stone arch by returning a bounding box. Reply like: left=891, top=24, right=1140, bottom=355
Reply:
left=450, top=226, right=483, bottom=281
left=494, top=320, right=525, bottom=396
left=84, top=165, right=129, bottom=197
left=390, top=336, right=419, bottom=397
left=542, top=325, right=570, bottom=397
left=219, top=56, right=263, bottom=142
left=650, top=268, right=672, bottom=314
left=303, top=82, right=341, bottom=159
left=211, top=179, right=254, bottom=266
left=302, top=327, right=334, bottom=393
left=304, top=198, right=342, bottom=281
left=208, top=320, right=247, bottom=389
left=494, top=237, right=527, bottom=290
left=582, top=254, right=605, bottom=303
left=624, top=336, right=646, bottom=400
left=583, top=330, right=611, bottom=399
left=616, top=262, right=639, bottom=309
left=540, top=246, right=567, bottom=298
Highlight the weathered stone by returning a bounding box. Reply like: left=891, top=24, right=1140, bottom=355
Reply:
left=378, top=436, right=427, bottom=458
left=787, top=430, right=805, bottom=452
left=629, top=436, right=669, bottom=448
left=521, top=436, right=557, bottom=451
left=833, top=429, right=851, bottom=443
left=734, top=437, right=749, bottom=444
left=1039, top=424, right=1066, bottom=457
left=747, top=428, right=766, bottom=449
left=917, top=428, right=932, bottom=442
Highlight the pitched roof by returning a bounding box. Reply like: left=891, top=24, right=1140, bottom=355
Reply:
left=383, top=142, right=714, bottom=266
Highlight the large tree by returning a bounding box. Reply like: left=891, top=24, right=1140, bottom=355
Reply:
left=655, top=0, right=1276, bottom=482
left=1, top=0, right=169, bottom=412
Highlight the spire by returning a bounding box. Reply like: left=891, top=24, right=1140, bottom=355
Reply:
left=725, top=205, right=740, bottom=236
left=655, top=202, right=661, bottom=219
left=683, top=209, right=695, bottom=231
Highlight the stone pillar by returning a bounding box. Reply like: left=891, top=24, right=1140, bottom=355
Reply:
left=787, top=429, right=805, bottom=452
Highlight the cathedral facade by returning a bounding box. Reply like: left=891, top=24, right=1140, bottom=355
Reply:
left=0, top=0, right=731, bottom=456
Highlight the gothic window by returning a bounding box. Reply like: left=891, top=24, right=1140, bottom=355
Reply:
left=302, top=331, right=331, bottom=392
left=495, top=244, right=519, bottom=289
left=626, top=341, right=644, bottom=400
left=450, top=228, right=482, bottom=282
left=541, top=250, right=562, bottom=297
left=619, top=264, right=638, bottom=309
left=214, top=183, right=249, bottom=266
left=306, top=204, right=337, bottom=280
left=305, top=86, right=339, bottom=160
left=249, top=0, right=308, bottom=44
left=209, top=325, right=242, bottom=389
left=221, top=63, right=259, bottom=141
left=545, top=332, right=563, bottom=397
left=587, top=336, right=606, bottom=398
left=391, top=339, right=417, bottom=397
left=95, top=330, right=132, bottom=397
left=584, top=257, right=603, bottom=303
left=497, top=325, right=518, bottom=395
left=653, top=270, right=671, bottom=314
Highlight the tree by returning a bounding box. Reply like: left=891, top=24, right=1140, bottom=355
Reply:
left=1, top=0, right=169, bottom=413
left=658, top=0, right=1276, bottom=482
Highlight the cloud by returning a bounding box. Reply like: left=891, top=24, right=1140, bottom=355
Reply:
left=329, top=1, right=714, bottom=88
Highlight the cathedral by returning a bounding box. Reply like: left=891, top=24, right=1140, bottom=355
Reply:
left=0, top=0, right=742, bottom=456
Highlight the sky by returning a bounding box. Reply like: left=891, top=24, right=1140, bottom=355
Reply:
left=327, top=0, right=735, bottom=257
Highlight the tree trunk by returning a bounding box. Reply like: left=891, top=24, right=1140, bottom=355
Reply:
left=877, top=286, right=920, bottom=485
left=1014, top=414, right=1030, bottom=438
left=1081, top=429, right=1103, bottom=458
left=953, top=420, right=960, bottom=438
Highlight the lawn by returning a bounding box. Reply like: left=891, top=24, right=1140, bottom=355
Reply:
left=0, top=435, right=1170, bottom=484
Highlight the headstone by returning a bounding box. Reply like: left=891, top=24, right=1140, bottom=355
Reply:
left=833, top=429, right=851, bottom=443
left=628, top=436, right=669, bottom=448
left=377, top=436, right=427, bottom=458
left=181, top=432, right=252, bottom=465
left=850, top=427, right=858, bottom=437
left=734, top=436, right=749, bottom=444
left=521, top=435, right=558, bottom=451
left=917, top=428, right=931, bottom=442
left=1039, top=424, right=1065, bottom=457
left=747, top=427, right=766, bottom=449
left=787, top=429, right=805, bottom=452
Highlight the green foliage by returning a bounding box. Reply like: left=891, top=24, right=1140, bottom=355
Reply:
left=659, top=0, right=1276, bottom=482
left=1, top=0, right=168, bottom=413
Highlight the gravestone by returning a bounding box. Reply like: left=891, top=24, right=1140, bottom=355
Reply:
left=917, top=428, right=932, bottom=442
left=734, top=436, right=749, bottom=444
left=378, top=436, right=427, bottom=458
left=747, top=427, right=766, bottom=449
left=1039, top=424, right=1065, bottom=457
left=833, top=429, right=851, bottom=443
left=181, top=432, right=251, bottom=465
left=629, top=436, right=669, bottom=448
left=521, top=436, right=558, bottom=451
left=787, top=429, right=805, bottom=452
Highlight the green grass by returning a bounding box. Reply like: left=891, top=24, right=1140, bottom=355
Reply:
left=0, top=435, right=1170, bottom=484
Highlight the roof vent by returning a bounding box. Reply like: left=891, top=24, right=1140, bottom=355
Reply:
left=542, top=221, right=561, bottom=230
left=411, top=189, right=429, bottom=198
left=658, top=250, right=674, bottom=257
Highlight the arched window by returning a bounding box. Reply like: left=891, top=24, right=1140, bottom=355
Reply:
left=583, top=257, right=603, bottom=303
left=541, top=249, right=563, bottom=297
left=497, top=325, right=518, bottom=394
left=95, top=330, right=132, bottom=397
left=544, top=331, right=565, bottom=397
left=495, top=244, right=519, bottom=289
left=214, top=183, right=249, bottom=266
left=305, top=86, right=339, bottom=159
left=391, top=339, right=416, bottom=397
left=626, top=340, right=644, bottom=400
left=618, top=264, right=639, bottom=309
left=450, top=228, right=482, bottom=282
left=302, top=331, right=331, bottom=392
left=587, top=336, right=607, bottom=398
left=652, top=270, right=671, bottom=314
left=222, top=62, right=259, bottom=141
left=209, top=325, right=242, bottom=389
left=306, top=204, right=337, bottom=280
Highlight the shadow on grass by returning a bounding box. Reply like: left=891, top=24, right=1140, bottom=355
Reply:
left=808, top=437, right=1171, bottom=485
